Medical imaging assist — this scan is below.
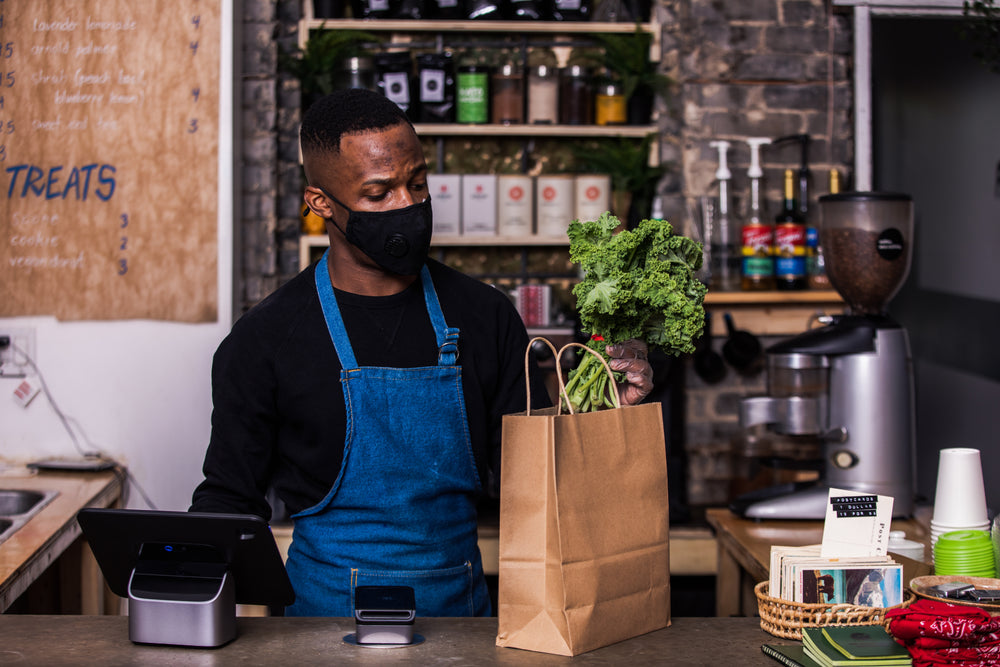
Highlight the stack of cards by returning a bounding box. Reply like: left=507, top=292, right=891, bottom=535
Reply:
left=767, top=489, right=903, bottom=607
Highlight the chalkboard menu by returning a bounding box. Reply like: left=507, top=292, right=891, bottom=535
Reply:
left=1, top=1, right=221, bottom=322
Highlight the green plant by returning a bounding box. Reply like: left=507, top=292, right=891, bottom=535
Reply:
left=586, top=26, right=673, bottom=100
left=278, top=28, right=383, bottom=104
left=570, top=134, right=670, bottom=222
left=961, top=0, right=1000, bottom=74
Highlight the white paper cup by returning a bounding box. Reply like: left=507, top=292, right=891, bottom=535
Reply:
left=932, top=447, right=989, bottom=528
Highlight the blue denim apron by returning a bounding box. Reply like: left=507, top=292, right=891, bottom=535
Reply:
left=284, top=252, right=490, bottom=617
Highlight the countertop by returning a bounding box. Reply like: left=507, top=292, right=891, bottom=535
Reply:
left=0, top=467, right=124, bottom=611
left=0, top=615, right=784, bottom=665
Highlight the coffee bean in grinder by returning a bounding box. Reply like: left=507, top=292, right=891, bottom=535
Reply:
left=733, top=192, right=916, bottom=520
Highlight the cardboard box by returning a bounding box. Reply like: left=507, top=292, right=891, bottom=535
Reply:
left=427, top=174, right=462, bottom=236
left=462, top=174, right=497, bottom=235
left=497, top=174, right=534, bottom=237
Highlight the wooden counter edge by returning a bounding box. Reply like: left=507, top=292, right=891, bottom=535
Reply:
left=0, top=468, right=124, bottom=612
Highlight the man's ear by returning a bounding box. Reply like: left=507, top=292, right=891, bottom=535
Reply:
left=303, top=186, right=332, bottom=219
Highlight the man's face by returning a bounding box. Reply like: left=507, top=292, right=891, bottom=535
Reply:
left=303, top=123, right=428, bottom=229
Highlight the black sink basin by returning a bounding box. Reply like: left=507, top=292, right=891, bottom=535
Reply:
left=0, top=518, right=10, bottom=533
left=0, top=490, right=45, bottom=515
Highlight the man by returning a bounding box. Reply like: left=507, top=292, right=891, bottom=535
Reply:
left=191, top=88, right=653, bottom=617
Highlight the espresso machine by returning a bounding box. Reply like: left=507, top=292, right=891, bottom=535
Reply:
left=733, top=192, right=916, bottom=519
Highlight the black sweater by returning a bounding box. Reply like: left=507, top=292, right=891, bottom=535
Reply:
left=191, top=259, right=549, bottom=519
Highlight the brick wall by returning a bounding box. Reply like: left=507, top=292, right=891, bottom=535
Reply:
left=658, top=0, right=852, bottom=510
left=238, top=0, right=852, bottom=511
left=238, top=0, right=303, bottom=313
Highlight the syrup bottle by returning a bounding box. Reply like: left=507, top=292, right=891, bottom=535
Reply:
left=774, top=169, right=807, bottom=290
left=740, top=137, right=774, bottom=291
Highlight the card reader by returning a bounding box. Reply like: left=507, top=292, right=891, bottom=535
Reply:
left=354, top=585, right=416, bottom=645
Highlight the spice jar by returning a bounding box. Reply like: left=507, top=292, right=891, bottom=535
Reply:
left=558, top=65, right=592, bottom=125
left=456, top=65, right=490, bottom=124
left=595, top=80, right=626, bottom=126
left=527, top=65, right=559, bottom=124
left=491, top=63, right=524, bottom=125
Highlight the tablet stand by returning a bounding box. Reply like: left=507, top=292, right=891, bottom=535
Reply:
left=125, top=542, right=236, bottom=647
left=77, top=508, right=296, bottom=649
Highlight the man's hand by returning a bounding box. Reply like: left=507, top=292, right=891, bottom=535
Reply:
left=605, top=339, right=654, bottom=406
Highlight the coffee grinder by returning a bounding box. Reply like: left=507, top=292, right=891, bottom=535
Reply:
left=733, top=192, right=916, bottom=519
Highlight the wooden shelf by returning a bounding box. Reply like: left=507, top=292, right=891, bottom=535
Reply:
left=298, top=18, right=661, bottom=59
left=414, top=123, right=658, bottom=138
left=300, top=233, right=569, bottom=270
left=705, top=290, right=843, bottom=305
left=704, top=290, right=845, bottom=336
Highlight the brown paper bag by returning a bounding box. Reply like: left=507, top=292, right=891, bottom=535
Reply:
left=495, top=339, right=671, bottom=656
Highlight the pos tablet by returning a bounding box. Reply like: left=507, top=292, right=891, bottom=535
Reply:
left=77, top=508, right=295, bottom=648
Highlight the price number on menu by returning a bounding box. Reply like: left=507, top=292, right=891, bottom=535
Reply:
left=118, top=213, right=130, bottom=276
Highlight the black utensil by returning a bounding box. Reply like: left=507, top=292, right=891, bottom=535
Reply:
left=722, top=312, right=763, bottom=375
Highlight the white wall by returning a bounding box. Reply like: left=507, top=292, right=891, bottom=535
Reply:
left=0, top=1, right=234, bottom=512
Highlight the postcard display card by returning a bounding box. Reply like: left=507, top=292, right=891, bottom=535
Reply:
left=820, top=489, right=893, bottom=558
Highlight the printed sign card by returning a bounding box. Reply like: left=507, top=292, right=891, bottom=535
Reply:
left=820, top=488, right=894, bottom=558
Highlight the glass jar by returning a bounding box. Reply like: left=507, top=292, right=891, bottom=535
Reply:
left=558, top=65, right=592, bottom=125
left=336, top=56, right=376, bottom=91
left=595, top=80, right=626, bottom=126
left=456, top=65, right=490, bottom=124
left=491, top=63, right=524, bottom=124
left=527, top=65, right=559, bottom=124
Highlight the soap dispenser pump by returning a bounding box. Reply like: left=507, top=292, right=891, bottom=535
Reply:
left=708, top=140, right=740, bottom=291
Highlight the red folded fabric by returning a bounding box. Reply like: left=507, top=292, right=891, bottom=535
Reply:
left=887, top=599, right=1000, bottom=666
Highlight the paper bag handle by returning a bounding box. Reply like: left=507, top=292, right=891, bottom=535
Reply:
left=525, top=337, right=560, bottom=416
left=555, top=342, right=622, bottom=413
left=524, top=337, right=621, bottom=415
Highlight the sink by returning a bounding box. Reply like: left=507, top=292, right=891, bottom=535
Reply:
left=0, top=489, right=59, bottom=545
left=0, top=490, right=46, bottom=515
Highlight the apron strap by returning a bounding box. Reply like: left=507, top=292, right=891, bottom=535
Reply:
left=315, top=249, right=358, bottom=370
left=315, top=252, right=459, bottom=369
left=419, top=265, right=460, bottom=367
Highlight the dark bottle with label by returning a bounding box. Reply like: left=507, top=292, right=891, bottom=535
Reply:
left=350, top=0, right=392, bottom=19
left=416, top=53, right=456, bottom=123
left=552, top=0, right=592, bottom=20
left=509, top=0, right=552, bottom=19
left=773, top=168, right=808, bottom=290
left=465, top=0, right=505, bottom=19
left=426, top=0, right=465, bottom=18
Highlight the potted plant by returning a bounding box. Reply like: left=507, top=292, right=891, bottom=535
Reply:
left=587, top=26, right=673, bottom=125
left=571, top=133, right=671, bottom=228
left=279, top=29, right=383, bottom=108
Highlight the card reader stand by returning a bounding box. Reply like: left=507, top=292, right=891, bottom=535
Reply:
left=78, top=509, right=296, bottom=649
left=126, top=542, right=236, bottom=647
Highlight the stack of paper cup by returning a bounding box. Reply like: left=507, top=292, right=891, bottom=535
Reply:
left=930, top=448, right=990, bottom=560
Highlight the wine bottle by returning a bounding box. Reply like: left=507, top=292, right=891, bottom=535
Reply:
left=774, top=169, right=807, bottom=290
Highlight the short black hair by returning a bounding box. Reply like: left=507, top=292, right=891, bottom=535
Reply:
left=300, top=88, right=412, bottom=157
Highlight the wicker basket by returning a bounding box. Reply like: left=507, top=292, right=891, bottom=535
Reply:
left=754, top=580, right=915, bottom=640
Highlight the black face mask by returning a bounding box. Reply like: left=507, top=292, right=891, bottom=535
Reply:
left=319, top=189, right=433, bottom=276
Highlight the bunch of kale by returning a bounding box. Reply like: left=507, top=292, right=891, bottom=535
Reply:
left=564, top=212, right=707, bottom=412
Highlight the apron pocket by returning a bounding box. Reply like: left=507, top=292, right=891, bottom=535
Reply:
left=352, top=561, right=476, bottom=617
